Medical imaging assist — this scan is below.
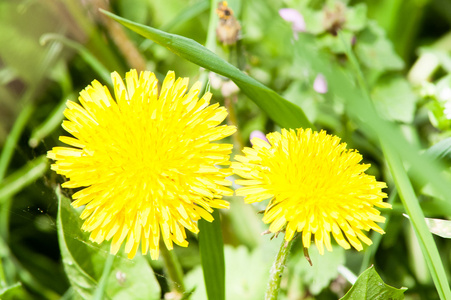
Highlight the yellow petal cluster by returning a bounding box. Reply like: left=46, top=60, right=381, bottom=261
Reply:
left=232, top=128, right=391, bottom=254
left=48, top=69, right=236, bottom=259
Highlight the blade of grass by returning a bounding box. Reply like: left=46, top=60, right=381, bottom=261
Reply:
left=40, top=34, right=112, bottom=85
left=140, top=0, right=210, bottom=51
left=93, top=254, right=114, bottom=300
left=198, top=210, right=225, bottom=300
left=0, top=156, right=48, bottom=202
left=0, top=104, right=34, bottom=180
left=101, top=10, right=314, bottom=130
left=199, top=0, right=219, bottom=92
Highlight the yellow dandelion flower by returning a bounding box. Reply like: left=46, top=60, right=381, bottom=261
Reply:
left=232, top=128, right=391, bottom=255
left=48, top=69, right=236, bottom=259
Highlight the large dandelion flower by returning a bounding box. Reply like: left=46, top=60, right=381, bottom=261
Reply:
left=232, top=128, right=391, bottom=254
left=48, top=69, right=236, bottom=259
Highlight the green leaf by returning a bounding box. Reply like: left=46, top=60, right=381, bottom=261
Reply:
left=185, top=245, right=273, bottom=300
left=355, top=21, right=404, bottom=72
left=424, top=218, right=451, bottom=239
left=340, top=266, right=407, bottom=300
left=298, top=246, right=345, bottom=295
left=371, top=75, right=417, bottom=123
left=424, top=137, right=451, bottom=165
left=345, top=3, right=368, bottom=31
left=105, top=256, right=161, bottom=300
left=101, top=10, right=313, bottom=130
left=56, top=187, right=161, bottom=300
left=404, top=214, right=451, bottom=239
left=0, top=155, right=48, bottom=202
left=0, top=283, right=31, bottom=300
left=198, top=210, right=225, bottom=300
left=56, top=187, right=99, bottom=299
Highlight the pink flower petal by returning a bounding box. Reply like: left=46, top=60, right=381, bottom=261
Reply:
left=279, top=8, right=306, bottom=32
left=313, top=74, right=328, bottom=94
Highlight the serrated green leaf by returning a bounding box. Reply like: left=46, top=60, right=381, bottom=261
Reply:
left=355, top=21, right=404, bottom=72
left=298, top=246, right=345, bottom=295
left=198, top=210, right=225, bottom=300
left=345, top=3, right=367, bottom=31
left=101, top=10, right=313, bottom=130
left=56, top=188, right=161, bottom=300
left=372, top=75, right=417, bottom=123
left=340, top=266, right=406, bottom=300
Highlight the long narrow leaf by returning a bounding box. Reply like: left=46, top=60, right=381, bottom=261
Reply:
left=198, top=210, right=225, bottom=300
left=101, top=10, right=313, bottom=130
left=0, top=156, right=48, bottom=202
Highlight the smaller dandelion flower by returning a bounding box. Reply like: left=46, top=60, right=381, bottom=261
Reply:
left=232, top=128, right=391, bottom=255
left=48, top=69, right=236, bottom=259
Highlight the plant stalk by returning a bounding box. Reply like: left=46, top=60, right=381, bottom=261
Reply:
left=265, top=238, right=294, bottom=300
left=160, top=241, right=185, bottom=295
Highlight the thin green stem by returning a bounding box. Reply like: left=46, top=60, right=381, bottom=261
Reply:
left=224, top=94, right=244, bottom=150
left=160, top=241, right=185, bottom=294
left=0, top=156, right=49, bottom=202
left=29, top=93, right=75, bottom=148
left=93, top=254, right=115, bottom=300
left=0, top=252, right=6, bottom=289
left=0, top=104, right=34, bottom=180
left=0, top=103, right=34, bottom=289
left=199, top=0, right=219, bottom=93
left=340, top=31, right=451, bottom=300
left=40, top=34, right=112, bottom=85
left=265, top=238, right=294, bottom=300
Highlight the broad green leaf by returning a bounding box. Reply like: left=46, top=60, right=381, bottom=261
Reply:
left=56, top=188, right=160, bottom=300
left=296, top=246, right=345, bottom=295
left=56, top=187, right=99, bottom=299
left=345, top=3, right=367, bottom=31
left=355, top=21, right=404, bottom=72
left=0, top=283, right=31, bottom=300
left=371, top=75, right=417, bottom=123
left=340, top=266, right=406, bottom=300
left=198, top=210, right=225, bottom=300
left=105, top=256, right=161, bottom=300
left=101, top=10, right=313, bottom=130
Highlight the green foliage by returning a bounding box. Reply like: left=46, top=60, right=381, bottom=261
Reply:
left=56, top=188, right=160, bottom=300
left=198, top=210, right=225, bottom=300
left=2, top=0, right=451, bottom=299
left=341, top=266, right=407, bottom=300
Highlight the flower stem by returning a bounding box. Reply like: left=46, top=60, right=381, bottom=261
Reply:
left=160, top=242, right=185, bottom=295
left=265, top=238, right=294, bottom=300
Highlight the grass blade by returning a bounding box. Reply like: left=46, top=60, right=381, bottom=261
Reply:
left=198, top=210, right=225, bottom=300
left=101, top=10, right=313, bottom=130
